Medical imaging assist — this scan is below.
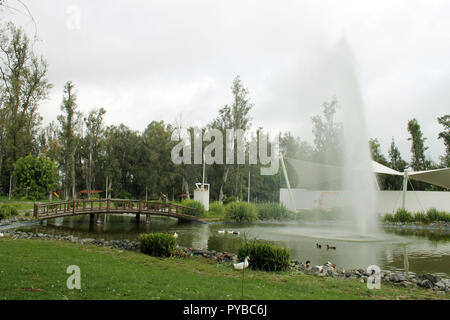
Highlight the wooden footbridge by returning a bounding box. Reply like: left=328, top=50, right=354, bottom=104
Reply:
left=33, top=199, right=199, bottom=224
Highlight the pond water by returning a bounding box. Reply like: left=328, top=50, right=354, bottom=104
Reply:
left=18, top=214, right=450, bottom=277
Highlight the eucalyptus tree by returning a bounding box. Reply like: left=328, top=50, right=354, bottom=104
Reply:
left=407, top=118, right=430, bottom=171
left=311, top=96, right=343, bottom=165
left=58, top=81, right=82, bottom=199
left=0, top=22, right=52, bottom=193
left=437, top=114, right=450, bottom=167
left=211, top=75, right=253, bottom=203
left=83, top=107, right=106, bottom=197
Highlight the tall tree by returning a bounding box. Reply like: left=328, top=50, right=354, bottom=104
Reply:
left=407, top=118, right=430, bottom=171
left=57, top=81, right=82, bottom=200
left=437, top=114, right=450, bottom=167
left=83, top=107, right=106, bottom=197
left=211, top=76, right=253, bottom=203
left=0, top=22, right=52, bottom=193
left=386, top=137, right=408, bottom=190
left=311, top=96, right=343, bottom=165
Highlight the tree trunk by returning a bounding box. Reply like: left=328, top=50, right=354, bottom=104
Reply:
left=218, top=166, right=230, bottom=204
left=71, top=153, right=76, bottom=200
left=182, top=177, right=190, bottom=200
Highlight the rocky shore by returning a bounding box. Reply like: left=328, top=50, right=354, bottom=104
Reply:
left=1, top=230, right=448, bottom=295
left=382, top=221, right=450, bottom=232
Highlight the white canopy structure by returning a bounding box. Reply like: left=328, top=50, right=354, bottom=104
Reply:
left=281, top=156, right=450, bottom=212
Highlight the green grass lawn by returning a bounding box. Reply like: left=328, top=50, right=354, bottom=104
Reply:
left=0, top=238, right=446, bottom=300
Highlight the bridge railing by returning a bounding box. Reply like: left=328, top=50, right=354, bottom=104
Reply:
left=33, top=199, right=199, bottom=219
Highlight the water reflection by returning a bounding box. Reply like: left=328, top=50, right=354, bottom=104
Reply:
left=18, top=215, right=450, bottom=277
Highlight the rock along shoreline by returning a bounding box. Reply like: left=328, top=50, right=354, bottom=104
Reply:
left=1, top=229, right=448, bottom=296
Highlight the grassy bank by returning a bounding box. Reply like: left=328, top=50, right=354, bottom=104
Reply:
left=0, top=238, right=446, bottom=300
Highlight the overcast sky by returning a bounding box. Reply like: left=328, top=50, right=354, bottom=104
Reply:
left=3, top=0, right=449, bottom=163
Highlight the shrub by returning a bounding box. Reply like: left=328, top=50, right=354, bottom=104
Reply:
left=224, top=202, right=258, bottom=223
left=139, top=233, right=177, bottom=257
left=208, top=201, right=225, bottom=218
left=0, top=203, right=19, bottom=220
left=257, top=202, right=290, bottom=221
left=382, top=213, right=394, bottom=223
left=238, top=240, right=290, bottom=271
left=414, top=212, right=428, bottom=223
left=223, top=195, right=236, bottom=205
left=181, top=199, right=206, bottom=217
left=393, top=208, right=413, bottom=223
left=426, top=208, right=440, bottom=222
left=116, top=190, right=132, bottom=199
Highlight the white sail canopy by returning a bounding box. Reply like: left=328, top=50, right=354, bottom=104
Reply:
left=408, top=168, right=450, bottom=189
left=285, top=157, right=449, bottom=190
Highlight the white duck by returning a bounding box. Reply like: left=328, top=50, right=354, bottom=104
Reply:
left=218, top=230, right=225, bottom=234
left=233, top=256, right=250, bottom=270
left=227, top=230, right=234, bottom=234
left=0, top=232, right=4, bottom=238
left=173, top=232, right=178, bottom=239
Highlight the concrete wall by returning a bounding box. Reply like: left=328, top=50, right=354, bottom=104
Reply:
left=280, top=189, right=450, bottom=213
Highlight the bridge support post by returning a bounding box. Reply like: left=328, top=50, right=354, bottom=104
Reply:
left=146, top=214, right=151, bottom=224
left=135, top=213, right=140, bottom=223
left=90, top=213, right=94, bottom=221
left=97, top=213, right=103, bottom=224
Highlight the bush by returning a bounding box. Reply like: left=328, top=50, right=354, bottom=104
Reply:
left=116, top=190, right=132, bottom=199
left=224, top=202, right=258, bottom=223
left=0, top=203, right=19, bottom=220
left=238, top=240, right=290, bottom=271
left=414, top=212, right=428, bottom=223
left=208, top=201, right=225, bottom=218
left=181, top=199, right=206, bottom=217
left=138, top=233, right=177, bottom=257
left=426, top=208, right=440, bottom=222
left=223, top=195, right=236, bottom=205
left=393, top=208, right=413, bottom=223
left=257, top=202, right=290, bottom=221
left=382, top=213, right=394, bottom=223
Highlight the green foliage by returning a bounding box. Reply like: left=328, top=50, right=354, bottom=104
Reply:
left=257, top=202, right=290, bottom=221
left=393, top=208, right=414, bottom=223
left=208, top=201, right=225, bottom=218
left=426, top=208, right=450, bottom=222
left=222, top=195, right=236, bottom=205
left=224, top=201, right=258, bottom=223
left=0, top=203, right=19, bottom=220
left=414, top=212, right=428, bottom=223
left=13, top=154, right=58, bottom=200
left=383, top=208, right=450, bottom=223
left=382, top=213, right=394, bottom=223
left=238, top=240, right=290, bottom=271
left=138, top=233, right=177, bottom=257
left=116, top=190, right=132, bottom=199
left=181, top=199, right=206, bottom=217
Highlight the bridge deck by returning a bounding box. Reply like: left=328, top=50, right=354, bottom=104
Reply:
left=33, top=199, right=199, bottom=221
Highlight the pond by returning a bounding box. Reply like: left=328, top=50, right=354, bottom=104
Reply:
left=18, top=214, right=450, bottom=277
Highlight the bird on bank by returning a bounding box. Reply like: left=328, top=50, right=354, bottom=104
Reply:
left=326, top=245, right=336, bottom=250
left=232, top=231, right=240, bottom=235
left=304, top=260, right=311, bottom=269
left=234, top=256, right=250, bottom=270
left=0, top=233, right=4, bottom=238
left=173, top=232, right=178, bottom=239
left=218, top=230, right=225, bottom=234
